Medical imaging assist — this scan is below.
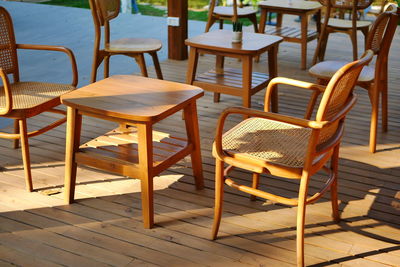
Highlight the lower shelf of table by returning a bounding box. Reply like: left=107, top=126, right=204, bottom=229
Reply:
left=193, top=68, right=270, bottom=96
left=264, top=26, right=318, bottom=42
left=75, top=126, right=191, bottom=178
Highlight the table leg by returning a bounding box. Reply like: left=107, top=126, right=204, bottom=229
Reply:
left=300, top=14, right=308, bottom=70
left=183, top=102, right=204, bottom=190
left=64, top=107, right=82, bottom=204
left=214, top=55, right=225, bottom=103
left=186, top=47, right=199, bottom=85
left=242, top=55, right=253, bottom=112
left=276, top=13, right=283, bottom=28
left=268, top=45, right=279, bottom=113
left=137, top=123, right=154, bottom=229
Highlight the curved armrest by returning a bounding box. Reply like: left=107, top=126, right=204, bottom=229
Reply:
left=264, top=77, right=326, bottom=112
left=16, top=43, right=78, bottom=87
left=0, top=68, right=12, bottom=115
left=213, top=106, right=328, bottom=161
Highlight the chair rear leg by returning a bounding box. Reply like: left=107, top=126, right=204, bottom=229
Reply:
left=249, top=14, right=259, bottom=33
left=19, top=119, right=33, bottom=192
left=205, top=16, right=216, bottom=32
left=381, top=74, right=388, bottom=132
left=349, top=30, right=358, bottom=60
left=13, top=119, right=19, bottom=149
left=135, top=54, right=149, bottom=77
left=91, top=50, right=105, bottom=83
left=150, top=52, right=163, bottom=80
left=212, top=159, right=225, bottom=240
left=104, top=55, right=110, bottom=79
left=219, top=19, right=224, bottom=29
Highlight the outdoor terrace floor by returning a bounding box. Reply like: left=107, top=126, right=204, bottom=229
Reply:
left=0, top=1, right=399, bottom=266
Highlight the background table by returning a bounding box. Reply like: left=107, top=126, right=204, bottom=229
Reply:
left=61, top=75, right=204, bottom=229
left=258, top=0, right=322, bottom=69
left=185, top=30, right=282, bottom=111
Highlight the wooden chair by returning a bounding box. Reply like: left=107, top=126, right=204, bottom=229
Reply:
left=367, top=0, right=397, bottom=16
left=309, top=10, right=398, bottom=153
left=0, top=7, right=78, bottom=192
left=205, top=0, right=259, bottom=33
left=89, top=0, right=163, bottom=83
left=212, top=50, right=373, bottom=267
left=313, top=0, right=373, bottom=64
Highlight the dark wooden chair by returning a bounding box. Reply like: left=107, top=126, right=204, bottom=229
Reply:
left=313, top=0, right=373, bottom=63
left=212, top=50, right=373, bottom=266
left=309, top=10, right=398, bottom=152
left=89, top=0, right=163, bottom=82
left=205, top=0, right=259, bottom=33
left=0, top=6, right=78, bottom=191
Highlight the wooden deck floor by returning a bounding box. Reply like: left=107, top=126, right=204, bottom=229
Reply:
left=1, top=24, right=400, bottom=266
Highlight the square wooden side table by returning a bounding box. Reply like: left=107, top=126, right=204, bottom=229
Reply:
left=258, top=0, right=322, bottom=69
left=185, top=30, right=282, bottom=112
left=61, top=75, right=204, bottom=229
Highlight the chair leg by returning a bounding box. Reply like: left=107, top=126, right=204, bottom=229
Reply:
left=381, top=73, right=388, bottom=133
left=13, top=119, right=19, bottom=149
left=149, top=52, right=163, bottom=80
left=219, top=19, right=224, bottom=29
left=91, top=50, right=104, bottom=83
left=250, top=173, right=260, bottom=201
left=104, top=55, right=110, bottom=79
left=19, top=119, right=33, bottom=192
left=249, top=14, right=259, bottom=33
left=349, top=30, right=358, bottom=60
left=368, top=82, right=379, bottom=153
left=205, top=16, right=216, bottom=32
left=330, top=145, right=340, bottom=223
left=135, top=54, right=149, bottom=77
left=319, top=32, right=329, bottom=62
left=296, top=173, right=310, bottom=267
left=211, top=159, right=225, bottom=240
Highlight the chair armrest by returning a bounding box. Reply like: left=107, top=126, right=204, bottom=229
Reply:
left=0, top=68, right=12, bottom=115
left=213, top=106, right=328, bottom=161
left=16, top=43, right=78, bottom=87
left=264, top=77, right=326, bottom=112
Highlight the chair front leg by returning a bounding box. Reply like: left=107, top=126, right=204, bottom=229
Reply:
left=103, top=55, right=110, bottom=79
left=149, top=52, right=163, bottom=80
left=134, top=54, right=148, bottom=77
left=296, top=172, right=310, bottom=267
left=249, top=172, right=260, bottom=201
left=212, top=159, right=225, bottom=240
left=330, top=145, right=340, bottom=222
left=19, top=119, right=33, bottom=192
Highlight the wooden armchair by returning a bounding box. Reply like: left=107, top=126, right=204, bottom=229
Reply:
left=89, top=0, right=163, bottom=82
left=0, top=7, right=78, bottom=191
left=309, top=10, right=398, bottom=152
left=211, top=50, right=373, bottom=266
left=313, top=0, right=373, bottom=63
left=205, top=0, right=259, bottom=33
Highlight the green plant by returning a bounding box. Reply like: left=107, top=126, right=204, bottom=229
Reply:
left=232, top=21, right=243, bottom=32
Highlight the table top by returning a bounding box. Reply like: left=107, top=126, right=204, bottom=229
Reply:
left=259, top=0, right=322, bottom=11
left=185, top=30, right=283, bottom=55
left=61, top=75, right=204, bottom=123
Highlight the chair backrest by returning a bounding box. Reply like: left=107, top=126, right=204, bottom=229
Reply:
left=366, top=11, right=398, bottom=54
left=315, top=50, right=373, bottom=145
left=0, top=7, right=19, bottom=82
left=319, top=0, right=373, bottom=10
left=89, top=0, right=120, bottom=26
left=208, top=0, right=243, bottom=20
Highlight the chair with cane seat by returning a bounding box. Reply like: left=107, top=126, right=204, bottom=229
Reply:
left=0, top=6, right=78, bottom=191
left=313, top=0, right=373, bottom=64
left=309, top=10, right=398, bottom=152
left=89, top=0, right=163, bottom=82
left=211, top=50, right=373, bottom=266
left=205, top=0, right=259, bottom=33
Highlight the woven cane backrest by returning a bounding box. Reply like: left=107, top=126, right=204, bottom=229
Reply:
left=315, top=50, right=373, bottom=144
left=0, top=7, right=18, bottom=79
left=366, top=11, right=398, bottom=55
left=91, top=0, right=120, bottom=26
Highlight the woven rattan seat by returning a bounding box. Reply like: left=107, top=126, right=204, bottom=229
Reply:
left=222, top=118, right=312, bottom=168
left=0, top=82, right=74, bottom=110
left=0, top=6, right=78, bottom=192
left=326, top=18, right=371, bottom=28
left=205, top=1, right=258, bottom=33
left=212, top=51, right=373, bottom=266
left=310, top=11, right=398, bottom=153
left=89, top=0, right=163, bottom=82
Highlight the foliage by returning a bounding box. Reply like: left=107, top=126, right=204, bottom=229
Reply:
left=232, top=21, right=243, bottom=31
